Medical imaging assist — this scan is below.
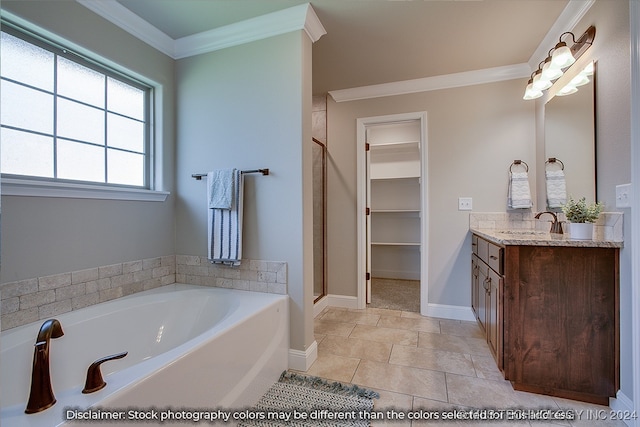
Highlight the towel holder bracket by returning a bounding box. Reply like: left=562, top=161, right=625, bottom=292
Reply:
left=192, top=168, right=269, bottom=180
left=509, top=160, right=529, bottom=173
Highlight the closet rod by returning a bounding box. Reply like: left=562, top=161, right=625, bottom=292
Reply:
left=191, top=168, right=269, bottom=180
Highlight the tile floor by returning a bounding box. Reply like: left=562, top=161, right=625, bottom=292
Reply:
left=300, top=306, right=627, bottom=426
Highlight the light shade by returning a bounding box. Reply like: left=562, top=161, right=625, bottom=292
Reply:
left=532, top=72, right=552, bottom=91
left=551, top=42, right=576, bottom=69
left=570, top=74, right=590, bottom=87
left=556, top=84, right=578, bottom=96
left=541, top=60, right=563, bottom=81
left=523, top=82, right=542, bottom=100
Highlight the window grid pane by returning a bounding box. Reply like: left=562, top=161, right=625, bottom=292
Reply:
left=0, top=25, right=150, bottom=189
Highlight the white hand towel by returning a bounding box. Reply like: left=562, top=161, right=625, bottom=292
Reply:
left=507, top=171, right=533, bottom=209
left=545, top=169, right=567, bottom=208
left=208, top=170, right=244, bottom=266
left=207, top=169, right=236, bottom=209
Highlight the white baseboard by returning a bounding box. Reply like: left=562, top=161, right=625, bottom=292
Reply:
left=288, top=340, right=317, bottom=372
left=421, top=302, right=476, bottom=321
left=313, top=295, right=328, bottom=317
left=610, top=390, right=635, bottom=426
left=325, top=294, right=359, bottom=309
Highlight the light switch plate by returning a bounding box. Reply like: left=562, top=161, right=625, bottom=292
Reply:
left=616, top=183, right=632, bottom=208
left=458, top=197, right=473, bottom=211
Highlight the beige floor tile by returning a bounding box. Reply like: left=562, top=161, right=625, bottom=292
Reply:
left=378, top=316, right=441, bottom=333
left=440, top=320, right=485, bottom=339
left=314, top=319, right=356, bottom=337
left=418, top=331, right=491, bottom=356
left=446, top=373, right=556, bottom=410
left=352, top=360, right=447, bottom=402
left=354, top=307, right=403, bottom=317
left=350, top=324, right=419, bottom=346
left=370, top=389, right=414, bottom=427
left=306, top=352, right=360, bottom=383
left=471, top=354, right=504, bottom=381
left=318, top=335, right=392, bottom=362
left=319, top=309, right=381, bottom=325
left=389, top=345, right=476, bottom=377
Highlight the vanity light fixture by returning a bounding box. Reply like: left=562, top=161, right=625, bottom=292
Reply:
left=523, top=26, right=595, bottom=100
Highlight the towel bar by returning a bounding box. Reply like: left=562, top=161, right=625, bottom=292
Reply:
left=192, top=169, right=269, bottom=180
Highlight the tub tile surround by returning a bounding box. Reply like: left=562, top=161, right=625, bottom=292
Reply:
left=175, top=255, right=287, bottom=294
left=1, top=256, right=287, bottom=331
left=470, top=211, right=624, bottom=242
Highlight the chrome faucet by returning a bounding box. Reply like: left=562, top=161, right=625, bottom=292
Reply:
left=535, top=211, right=564, bottom=234
left=25, top=319, right=64, bottom=414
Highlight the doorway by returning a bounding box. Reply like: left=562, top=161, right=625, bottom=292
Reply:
left=357, top=112, right=428, bottom=313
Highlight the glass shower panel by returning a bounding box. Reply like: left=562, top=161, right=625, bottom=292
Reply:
left=312, top=138, right=326, bottom=303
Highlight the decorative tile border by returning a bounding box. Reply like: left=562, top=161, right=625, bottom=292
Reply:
left=1, top=255, right=288, bottom=331
left=175, top=255, right=287, bottom=295
left=0, top=256, right=176, bottom=331
left=469, top=211, right=624, bottom=241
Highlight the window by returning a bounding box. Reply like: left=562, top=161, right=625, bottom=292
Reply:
left=1, top=24, right=151, bottom=188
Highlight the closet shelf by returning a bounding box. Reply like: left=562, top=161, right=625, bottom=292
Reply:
left=371, top=209, right=420, bottom=213
left=372, top=242, right=420, bottom=247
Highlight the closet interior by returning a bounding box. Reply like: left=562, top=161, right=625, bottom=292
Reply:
left=367, top=120, right=422, bottom=311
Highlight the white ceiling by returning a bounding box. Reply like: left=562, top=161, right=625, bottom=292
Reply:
left=112, top=0, right=573, bottom=95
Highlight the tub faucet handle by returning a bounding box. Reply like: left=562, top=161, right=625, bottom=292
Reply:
left=82, top=351, right=128, bottom=394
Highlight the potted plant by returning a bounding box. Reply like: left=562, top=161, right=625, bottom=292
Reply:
left=561, top=196, right=604, bottom=240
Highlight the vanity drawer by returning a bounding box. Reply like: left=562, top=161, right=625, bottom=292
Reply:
left=472, top=235, right=479, bottom=255
left=488, top=243, right=503, bottom=274
left=476, top=237, right=489, bottom=265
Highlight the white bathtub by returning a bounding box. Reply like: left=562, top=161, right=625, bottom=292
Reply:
left=1, top=284, right=289, bottom=427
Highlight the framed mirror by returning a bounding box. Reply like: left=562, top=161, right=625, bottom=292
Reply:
left=543, top=61, right=596, bottom=209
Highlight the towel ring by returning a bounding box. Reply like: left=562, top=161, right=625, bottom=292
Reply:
left=545, top=157, right=564, bottom=170
left=509, top=160, right=528, bottom=173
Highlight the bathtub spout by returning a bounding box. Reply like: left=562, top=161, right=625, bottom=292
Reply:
left=25, top=319, right=64, bottom=414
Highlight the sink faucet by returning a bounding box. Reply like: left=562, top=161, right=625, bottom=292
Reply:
left=535, top=211, right=564, bottom=234
left=25, top=319, right=64, bottom=414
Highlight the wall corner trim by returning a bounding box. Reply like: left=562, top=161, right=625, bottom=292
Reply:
left=77, top=1, right=326, bottom=60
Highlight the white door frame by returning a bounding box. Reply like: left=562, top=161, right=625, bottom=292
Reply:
left=356, top=111, right=428, bottom=310
left=629, top=0, right=640, bottom=424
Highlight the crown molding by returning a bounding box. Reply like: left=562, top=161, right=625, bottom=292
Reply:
left=174, top=3, right=325, bottom=59
left=76, top=0, right=176, bottom=57
left=76, top=1, right=325, bottom=60
left=329, top=63, right=532, bottom=103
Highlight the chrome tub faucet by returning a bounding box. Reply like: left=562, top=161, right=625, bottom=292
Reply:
left=25, top=319, right=64, bottom=414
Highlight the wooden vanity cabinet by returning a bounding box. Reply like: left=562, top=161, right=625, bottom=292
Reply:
left=503, top=245, right=619, bottom=405
left=472, top=232, right=620, bottom=405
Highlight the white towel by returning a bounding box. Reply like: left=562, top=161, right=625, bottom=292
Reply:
left=208, top=169, right=236, bottom=209
left=545, top=169, right=567, bottom=208
left=208, top=170, right=244, bottom=266
left=507, top=171, right=533, bottom=209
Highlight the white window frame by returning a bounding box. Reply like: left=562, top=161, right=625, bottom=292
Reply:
left=0, top=21, right=168, bottom=202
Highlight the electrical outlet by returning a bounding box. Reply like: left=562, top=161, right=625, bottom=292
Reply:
left=616, top=183, right=632, bottom=208
left=458, top=197, right=473, bottom=211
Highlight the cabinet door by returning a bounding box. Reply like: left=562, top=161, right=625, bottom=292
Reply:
left=487, top=267, right=502, bottom=362
left=471, top=255, right=479, bottom=320
left=476, top=263, right=488, bottom=332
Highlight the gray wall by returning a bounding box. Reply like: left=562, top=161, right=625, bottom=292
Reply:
left=174, top=32, right=314, bottom=353
left=0, top=1, right=176, bottom=283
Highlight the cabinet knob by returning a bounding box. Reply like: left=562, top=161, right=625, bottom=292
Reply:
left=490, top=255, right=498, bottom=260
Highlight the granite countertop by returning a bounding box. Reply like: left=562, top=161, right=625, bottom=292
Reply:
left=471, top=228, right=624, bottom=248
